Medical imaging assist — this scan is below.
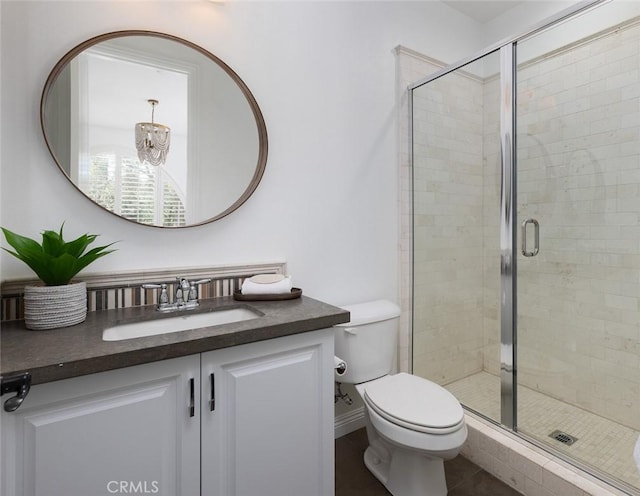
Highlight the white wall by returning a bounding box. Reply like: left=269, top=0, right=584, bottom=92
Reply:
left=0, top=0, right=482, bottom=307
left=482, top=0, right=583, bottom=47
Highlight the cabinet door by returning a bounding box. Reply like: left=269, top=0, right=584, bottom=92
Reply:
left=201, top=329, right=334, bottom=496
left=2, top=355, right=200, bottom=496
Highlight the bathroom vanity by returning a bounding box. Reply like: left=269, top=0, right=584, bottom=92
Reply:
left=0, top=296, right=349, bottom=496
left=0, top=22, right=349, bottom=496
left=1, top=24, right=349, bottom=495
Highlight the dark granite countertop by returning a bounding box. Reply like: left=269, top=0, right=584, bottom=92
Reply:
left=0, top=296, right=350, bottom=385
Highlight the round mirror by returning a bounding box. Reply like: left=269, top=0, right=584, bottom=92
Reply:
left=41, top=31, right=268, bottom=228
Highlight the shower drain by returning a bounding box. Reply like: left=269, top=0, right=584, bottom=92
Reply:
left=549, top=430, right=578, bottom=446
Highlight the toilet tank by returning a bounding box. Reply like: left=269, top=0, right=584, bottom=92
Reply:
left=334, top=300, right=401, bottom=384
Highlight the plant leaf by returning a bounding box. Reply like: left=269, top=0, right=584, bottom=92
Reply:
left=63, top=234, right=97, bottom=258
left=2, top=224, right=117, bottom=286
left=2, top=228, right=42, bottom=256
left=47, top=253, right=81, bottom=286
left=1, top=246, right=53, bottom=283
left=74, top=243, right=118, bottom=274
left=41, top=229, right=66, bottom=257
left=0, top=228, right=53, bottom=282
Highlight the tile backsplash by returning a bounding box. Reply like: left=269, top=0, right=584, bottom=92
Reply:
left=1, top=262, right=286, bottom=322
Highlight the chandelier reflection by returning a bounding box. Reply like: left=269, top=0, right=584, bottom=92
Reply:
left=135, top=99, right=170, bottom=166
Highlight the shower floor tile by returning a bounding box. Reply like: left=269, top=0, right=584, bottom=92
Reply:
left=445, top=371, right=640, bottom=491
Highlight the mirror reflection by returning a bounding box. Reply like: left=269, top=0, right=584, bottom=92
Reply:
left=42, top=31, right=268, bottom=228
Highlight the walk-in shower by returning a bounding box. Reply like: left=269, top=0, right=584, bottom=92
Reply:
left=410, top=0, right=640, bottom=493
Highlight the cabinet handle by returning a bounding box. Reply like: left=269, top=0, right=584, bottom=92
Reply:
left=1, top=373, right=31, bottom=412
left=209, top=373, right=215, bottom=411
left=189, top=378, right=195, bottom=418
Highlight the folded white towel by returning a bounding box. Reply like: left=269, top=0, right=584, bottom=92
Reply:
left=241, top=275, right=293, bottom=295
left=250, top=274, right=284, bottom=284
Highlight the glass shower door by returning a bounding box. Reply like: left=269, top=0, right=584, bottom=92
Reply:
left=411, top=50, right=503, bottom=424
left=515, top=3, right=640, bottom=490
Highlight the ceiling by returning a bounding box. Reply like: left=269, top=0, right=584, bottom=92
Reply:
left=442, top=1, right=525, bottom=23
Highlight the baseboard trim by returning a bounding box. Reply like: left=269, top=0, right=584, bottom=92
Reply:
left=334, top=407, right=365, bottom=439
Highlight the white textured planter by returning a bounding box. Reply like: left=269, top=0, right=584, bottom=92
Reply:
left=23, top=282, right=87, bottom=330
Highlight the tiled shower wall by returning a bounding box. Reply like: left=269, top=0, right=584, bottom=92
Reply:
left=514, top=19, right=640, bottom=431
left=410, top=18, right=640, bottom=431
left=396, top=46, right=445, bottom=375
left=411, top=61, right=488, bottom=384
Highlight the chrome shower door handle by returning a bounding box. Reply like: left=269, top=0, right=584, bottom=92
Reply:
left=521, top=218, right=539, bottom=257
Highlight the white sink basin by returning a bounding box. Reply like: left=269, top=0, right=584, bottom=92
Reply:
left=102, top=307, right=261, bottom=341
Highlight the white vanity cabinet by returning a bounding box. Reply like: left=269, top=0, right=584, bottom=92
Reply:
left=1, top=355, right=201, bottom=496
left=201, top=329, right=335, bottom=496
left=1, top=328, right=334, bottom=496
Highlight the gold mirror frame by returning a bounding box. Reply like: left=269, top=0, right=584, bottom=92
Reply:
left=41, top=30, right=268, bottom=228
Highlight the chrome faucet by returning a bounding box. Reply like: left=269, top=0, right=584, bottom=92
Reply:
left=142, top=277, right=212, bottom=312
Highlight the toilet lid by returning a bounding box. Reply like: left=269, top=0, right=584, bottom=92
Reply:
left=363, top=373, right=464, bottom=433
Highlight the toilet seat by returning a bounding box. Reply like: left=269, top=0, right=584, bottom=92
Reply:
left=362, top=373, right=464, bottom=435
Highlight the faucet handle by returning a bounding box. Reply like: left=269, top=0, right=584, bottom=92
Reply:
left=142, top=283, right=169, bottom=308
left=142, top=283, right=162, bottom=289
left=186, top=278, right=212, bottom=302
left=188, top=284, right=198, bottom=302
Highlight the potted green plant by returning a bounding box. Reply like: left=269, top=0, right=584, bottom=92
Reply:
left=2, top=223, right=116, bottom=330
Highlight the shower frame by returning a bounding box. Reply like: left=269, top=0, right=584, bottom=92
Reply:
left=406, top=0, right=640, bottom=493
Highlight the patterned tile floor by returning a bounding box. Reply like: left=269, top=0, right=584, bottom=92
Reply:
left=335, top=427, right=522, bottom=496
left=445, top=371, right=640, bottom=491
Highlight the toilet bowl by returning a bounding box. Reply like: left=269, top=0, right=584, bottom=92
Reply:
left=334, top=300, right=467, bottom=496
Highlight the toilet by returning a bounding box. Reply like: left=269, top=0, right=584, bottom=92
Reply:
left=334, top=300, right=467, bottom=496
